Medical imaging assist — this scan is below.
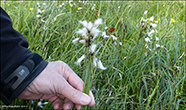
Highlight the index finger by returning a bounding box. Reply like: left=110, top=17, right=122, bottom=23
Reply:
left=59, top=61, right=95, bottom=106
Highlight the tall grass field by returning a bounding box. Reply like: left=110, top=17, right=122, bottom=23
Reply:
left=0, top=1, right=185, bottom=110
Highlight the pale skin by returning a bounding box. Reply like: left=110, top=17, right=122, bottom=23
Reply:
left=18, top=61, right=95, bottom=109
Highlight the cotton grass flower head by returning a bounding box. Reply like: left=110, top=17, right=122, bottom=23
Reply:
left=90, top=27, right=101, bottom=40
left=90, top=44, right=97, bottom=54
left=36, top=15, right=41, bottom=18
left=147, top=29, right=155, bottom=37
left=144, top=10, right=148, bottom=15
left=77, top=18, right=102, bottom=40
left=72, top=38, right=81, bottom=44
left=73, top=18, right=107, bottom=70
left=94, top=18, right=103, bottom=28
left=145, top=37, right=151, bottom=43
left=150, top=23, right=157, bottom=28
left=92, top=4, right=96, bottom=10
left=97, top=58, right=107, bottom=70
left=93, top=58, right=107, bottom=70
left=75, top=54, right=86, bottom=66
left=155, top=44, right=161, bottom=48
left=149, top=16, right=154, bottom=22
left=102, top=31, right=109, bottom=38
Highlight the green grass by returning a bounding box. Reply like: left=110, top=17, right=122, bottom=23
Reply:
left=1, top=1, right=185, bottom=110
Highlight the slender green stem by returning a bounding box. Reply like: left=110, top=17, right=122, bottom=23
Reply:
left=83, top=55, right=92, bottom=95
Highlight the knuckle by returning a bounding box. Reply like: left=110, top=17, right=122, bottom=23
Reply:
left=70, top=89, right=79, bottom=99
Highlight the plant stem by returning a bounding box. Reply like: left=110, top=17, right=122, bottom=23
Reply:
left=83, top=46, right=93, bottom=109
left=83, top=55, right=92, bottom=95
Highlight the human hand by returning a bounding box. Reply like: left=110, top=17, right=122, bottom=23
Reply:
left=18, top=61, right=95, bottom=109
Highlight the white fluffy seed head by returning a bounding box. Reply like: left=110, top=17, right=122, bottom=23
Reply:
left=145, top=37, right=151, bottom=43
left=93, top=57, right=98, bottom=67
left=90, top=44, right=97, bottom=53
left=150, top=23, right=157, bottom=28
left=90, top=27, right=101, bottom=40
left=156, top=44, right=161, bottom=48
left=102, top=31, right=109, bottom=38
left=79, top=20, right=88, bottom=28
left=87, top=22, right=93, bottom=31
left=79, top=39, right=86, bottom=44
left=76, top=28, right=88, bottom=35
left=147, top=29, right=155, bottom=37
left=149, top=16, right=154, bottom=22
left=97, top=58, right=107, bottom=70
left=111, top=35, right=117, bottom=41
left=72, top=38, right=81, bottom=44
left=75, top=54, right=86, bottom=66
left=94, top=18, right=103, bottom=28
left=144, top=10, right=148, bottom=15
left=156, top=37, right=159, bottom=41
left=141, top=17, right=148, bottom=22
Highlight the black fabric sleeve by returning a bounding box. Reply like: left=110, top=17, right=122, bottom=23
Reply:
left=0, top=7, right=48, bottom=105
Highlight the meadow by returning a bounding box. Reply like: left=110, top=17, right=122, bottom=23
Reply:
left=0, top=1, right=186, bottom=110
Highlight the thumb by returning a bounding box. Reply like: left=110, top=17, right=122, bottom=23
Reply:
left=55, top=76, right=91, bottom=105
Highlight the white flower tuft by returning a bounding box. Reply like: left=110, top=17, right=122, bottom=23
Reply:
left=75, top=54, right=86, bottom=66
left=94, top=18, right=103, bottom=28
left=150, top=23, right=157, bottom=28
left=43, top=102, right=48, bottom=105
left=82, top=34, right=88, bottom=39
left=90, top=27, right=101, bottom=40
left=144, top=10, right=148, bottom=15
left=36, top=15, right=41, bottom=18
left=42, top=3, right=47, bottom=5
left=87, top=22, right=93, bottom=31
left=147, top=29, right=155, bottom=37
left=37, top=2, right=40, bottom=8
left=92, top=4, right=96, bottom=10
left=37, top=102, right=42, bottom=106
left=72, top=38, right=81, bottom=44
left=97, top=58, right=107, bottom=70
left=41, top=19, right=46, bottom=23
left=59, top=3, right=65, bottom=7
left=119, top=42, right=122, bottom=46
left=37, top=9, right=42, bottom=14
left=145, top=37, right=151, bottom=43
left=104, top=26, right=108, bottom=30
left=93, top=57, right=98, bottom=67
left=141, top=17, right=148, bottom=22
left=156, top=44, right=161, bottom=48
left=151, top=73, right=156, bottom=76
left=54, top=17, right=57, bottom=21
left=79, top=39, right=86, bottom=44
left=155, top=37, right=159, bottom=41
left=79, top=20, right=88, bottom=28
left=90, top=44, right=97, bottom=53
left=111, top=35, right=117, bottom=41
left=76, top=28, right=88, bottom=39
left=102, top=31, right=109, bottom=38
left=149, top=16, right=154, bottom=22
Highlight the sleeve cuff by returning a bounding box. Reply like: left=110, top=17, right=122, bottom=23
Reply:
left=1, top=53, right=48, bottom=105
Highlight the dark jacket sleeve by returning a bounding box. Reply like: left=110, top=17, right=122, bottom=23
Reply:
left=0, top=7, right=48, bottom=105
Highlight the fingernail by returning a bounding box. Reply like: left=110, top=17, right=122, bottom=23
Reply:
left=80, top=93, right=91, bottom=105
